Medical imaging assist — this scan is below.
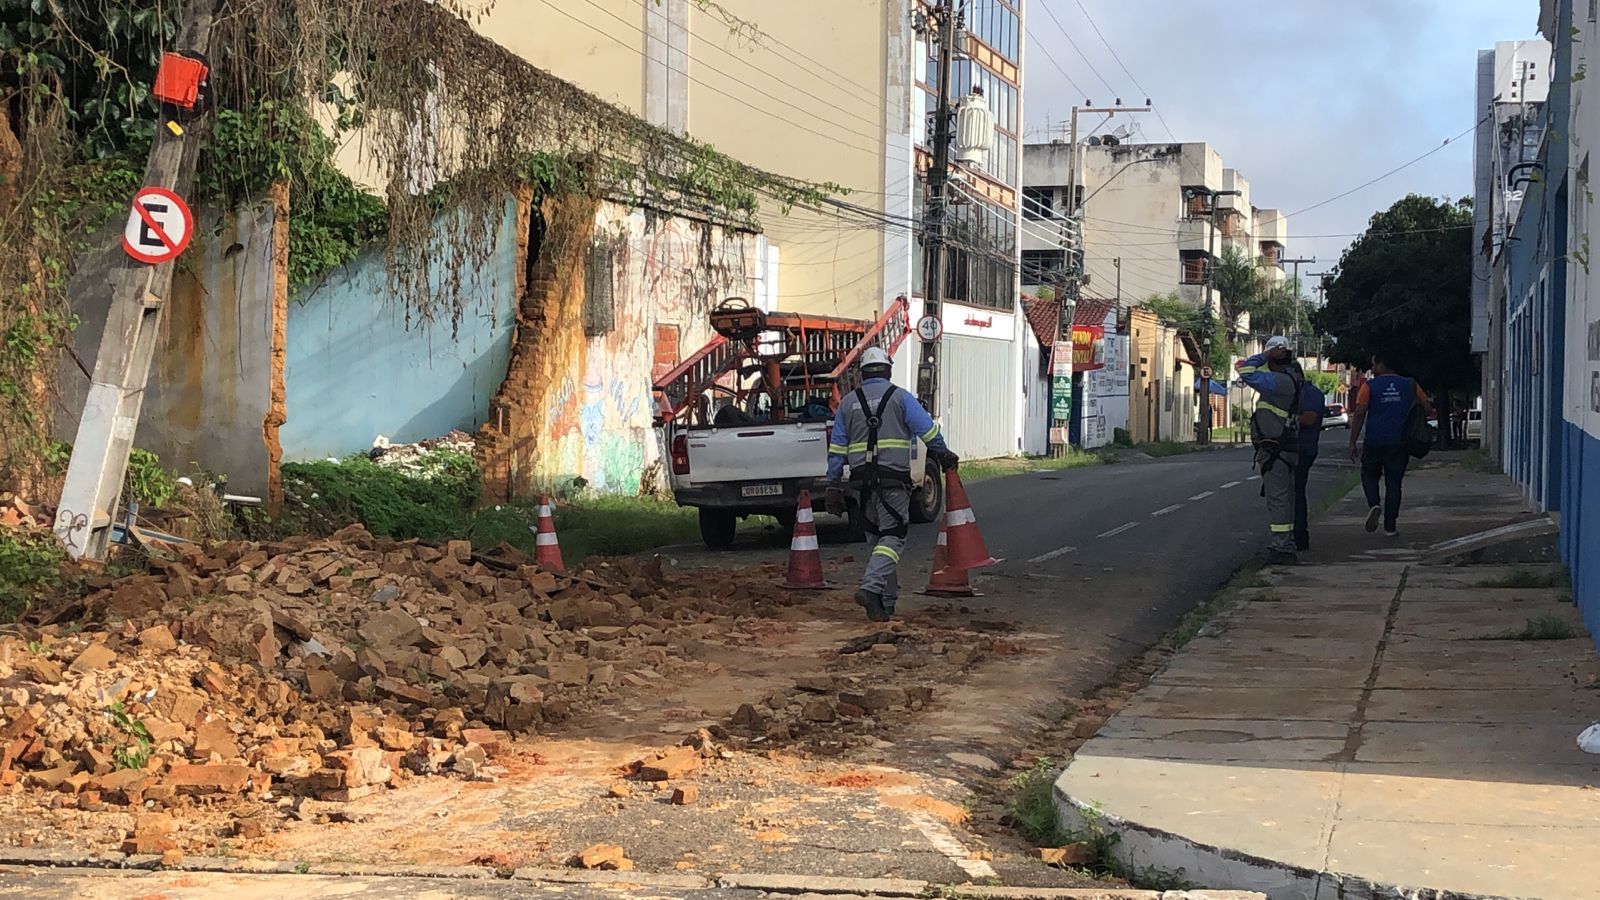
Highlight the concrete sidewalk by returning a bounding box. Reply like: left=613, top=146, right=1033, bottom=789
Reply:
left=1055, top=459, right=1598, bottom=900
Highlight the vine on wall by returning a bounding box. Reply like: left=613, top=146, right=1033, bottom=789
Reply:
left=1, top=0, right=845, bottom=485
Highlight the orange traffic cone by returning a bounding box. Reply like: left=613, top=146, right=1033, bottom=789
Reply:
left=781, top=491, right=830, bottom=589
left=534, top=495, right=565, bottom=572
left=938, top=470, right=998, bottom=572
left=923, top=520, right=980, bottom=597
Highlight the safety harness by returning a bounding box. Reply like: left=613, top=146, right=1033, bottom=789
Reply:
left=851, top=385, right=912, bottom=539
left=1253, top=371, right=1303, bottom=496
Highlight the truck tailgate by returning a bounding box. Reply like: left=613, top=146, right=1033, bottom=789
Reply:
left=681, top=422, right=830, bottom=484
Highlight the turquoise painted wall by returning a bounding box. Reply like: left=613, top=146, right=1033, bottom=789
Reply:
left=280, top=197, right=518, bottom=460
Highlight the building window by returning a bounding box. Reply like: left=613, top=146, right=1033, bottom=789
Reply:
left=1023, top=186, right=1055, bottom=220
left=584, top=244, right=615, bottom=336
left=1260, top=242, right=1281, bottom=266
left=1181, top=251, right=1209, bottom=285
left=1183, top=188, right=1213, bottom=220
left=1022, top=249, right=1066, bottom=283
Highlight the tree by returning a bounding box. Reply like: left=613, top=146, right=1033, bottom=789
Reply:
left=1313, top=194, right=1476, bottom=397
left=1211, top=244, right=1269, bottom=338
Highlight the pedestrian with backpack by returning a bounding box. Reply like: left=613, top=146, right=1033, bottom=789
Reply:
left=1347, top=354, right=1434, bottom=536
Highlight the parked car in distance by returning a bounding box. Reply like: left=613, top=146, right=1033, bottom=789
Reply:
left=1322, top=402, right=1349, bottom=429
left=1465, top=408, right=1483, bottom=440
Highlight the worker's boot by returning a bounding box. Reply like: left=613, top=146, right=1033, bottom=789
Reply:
left=855, top=589, right=889, bottom=623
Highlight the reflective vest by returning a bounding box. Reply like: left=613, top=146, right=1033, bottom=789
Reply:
left=831, top=381, right=928, bottom=482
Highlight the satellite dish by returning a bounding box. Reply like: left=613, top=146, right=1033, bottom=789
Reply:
left=1101, top=134, right=1120, bottom=147
left=1087, top=136, right=1103, bottom=146
left=1112, top=124, right=1134, bottom=140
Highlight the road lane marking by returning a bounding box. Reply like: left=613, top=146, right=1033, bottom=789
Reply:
left=1189, top=491, right=1215, bottom=500
left=1220, top=481, right=1241, bottom=489
left=1097, top=522, right=1139, bottom=538
left=1247, top=475, right=1261, bottom=481
left=1151, top=504, right=1183, bottom=516
left=1027, top=545, right=1078, bottom=563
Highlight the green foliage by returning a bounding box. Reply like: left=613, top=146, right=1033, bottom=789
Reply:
left=1477, top=567, right=1569, bottom=589
left=1479, top=614, right=1581, bottom=641
left=281, top=451, right=698, bottom=561
left=281, top=450, right=482, bottom=541
left=200, top=101, right=388, bottom=289
left=1303, top=369, right=1341, bottom=396
left=106, top=701, right=153, bottom=771
left=1315, top=195, right=1478, bottom=396
left=1139, top=292, right=1200, bottom=331
left=1008, top=759, right=1069, bottom=846
left=0, top=526, right=63, bottom=622
left=124, top=448, right=176, bottom=507
left=1112, top=427, right=1134, bottom=447
left=0, top=0, right=176, bottom=159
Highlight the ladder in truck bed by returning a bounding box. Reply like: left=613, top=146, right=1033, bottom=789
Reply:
left=654, top=297, right=910, bottom=426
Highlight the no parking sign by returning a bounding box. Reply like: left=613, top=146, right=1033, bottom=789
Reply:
left=121, top=186, right=194, bottom=264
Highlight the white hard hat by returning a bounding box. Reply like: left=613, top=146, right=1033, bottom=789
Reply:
left=1265, top=335, right=1292, bottom=352
left=860, top=347, right=893, bottom=370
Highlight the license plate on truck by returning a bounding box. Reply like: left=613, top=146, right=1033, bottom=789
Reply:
left=741, top=483, right=783, bottom=498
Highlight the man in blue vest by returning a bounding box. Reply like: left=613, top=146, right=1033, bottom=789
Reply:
left=1347, top=354, right=1433, bottom=536
left=826, top=348, right=959, bottom=621
left=1293, top=370, right=1327, bottom=553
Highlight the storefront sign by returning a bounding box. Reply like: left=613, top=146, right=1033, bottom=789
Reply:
left=1071, top=325, right=1105, bottom=372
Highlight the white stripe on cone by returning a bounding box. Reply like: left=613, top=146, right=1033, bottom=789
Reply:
left=947, top=507, right=977, bottom=527
left=796, top=507, right=815, bottom=524
left=790, top=534, right=819, bottom=552
left=936, top=529, right=948, bottom=546
left=538, top=505, right=553, bottom=517
left=536, top=533, right=559, bottom=546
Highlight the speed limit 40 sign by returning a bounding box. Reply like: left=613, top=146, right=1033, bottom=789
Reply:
left=122, top=186, right=195, bottom=265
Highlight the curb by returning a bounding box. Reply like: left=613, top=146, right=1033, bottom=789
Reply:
left=0, top=848, right=1268, bottom=899
left=1053, top=786, right=1506, bottom=900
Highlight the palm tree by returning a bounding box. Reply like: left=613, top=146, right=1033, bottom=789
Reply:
left=1210, top=244, right=1268, bottom=339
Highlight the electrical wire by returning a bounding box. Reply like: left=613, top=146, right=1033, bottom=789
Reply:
left=1069, top=0, right=1176, bottom=141
left=1034, top=0, right=1118, bottom=98
left=1025, top=25, right=1089, bottom=101
left=536, top=0, right=884, bottom=158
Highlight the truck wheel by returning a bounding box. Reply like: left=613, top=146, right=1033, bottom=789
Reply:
left=910, top=462, right=945, bottom=524
left=699, top=508, right=738, bottom=549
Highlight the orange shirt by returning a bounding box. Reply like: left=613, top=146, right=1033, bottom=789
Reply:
left=1351, top=380, right=1428, bottom=414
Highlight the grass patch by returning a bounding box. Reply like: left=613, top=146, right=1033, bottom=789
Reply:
left=1314, top=470, right=1362, bottom=518
left=1132, top=440, right=1192, bottom=458
left=961, top=451, right=1104, bottom=483
left=281, top=452, right=698, bottom=560
left=1477, top=614, right=1582, bottom=641
left=1458, top=448, right=1500, bottom=473
left=1007, top=759, right=1070, bottom=847
left=1005, top=762, right=1194, bottom=890
left=1477, top=567, right=1569, bottom=589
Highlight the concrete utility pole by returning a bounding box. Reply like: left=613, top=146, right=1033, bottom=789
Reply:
left=54, top=0, right=217, bottom=560
left=1280, top=256, right=1315, bottom=344
left=916, top=0, right=959, bottom=413
left=1113, top=257, right=1121, bottom=304
left=1199, top=188, right=1241, bottom=445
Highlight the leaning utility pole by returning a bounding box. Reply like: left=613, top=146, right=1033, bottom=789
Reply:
left=54, top=0, right=217, bottom=560
left=916, top=0, right=959, bottom=412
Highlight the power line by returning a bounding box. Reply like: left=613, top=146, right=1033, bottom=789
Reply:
left=1034, top=0, right=1118, bottom=98
left=634, top=0, right=883, bottom=131
left=1069, top=0, right=1176, bottom=141
left=1025, top=25, right=1089, bottom=101
left=538, top=0, right=884, bottom=158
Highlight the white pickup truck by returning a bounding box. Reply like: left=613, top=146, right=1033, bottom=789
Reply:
left=665, top=417, right=943, bottom=549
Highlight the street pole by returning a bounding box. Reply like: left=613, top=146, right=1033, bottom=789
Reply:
left=1199, top=188, right=1241, bottom=444
left=1280, top=255, right=1315, bottom=352
left=1113, top=257, right=1121, bottom=304
left=917, top=0, right=958, bottom=413
left=54, top=0, right=217, bottom=560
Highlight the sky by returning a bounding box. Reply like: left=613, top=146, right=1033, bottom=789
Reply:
left=1021, top=0, right=1539, bottom=269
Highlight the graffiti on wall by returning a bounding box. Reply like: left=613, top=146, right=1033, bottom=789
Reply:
left=535, top=203, right=756, bottom=493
